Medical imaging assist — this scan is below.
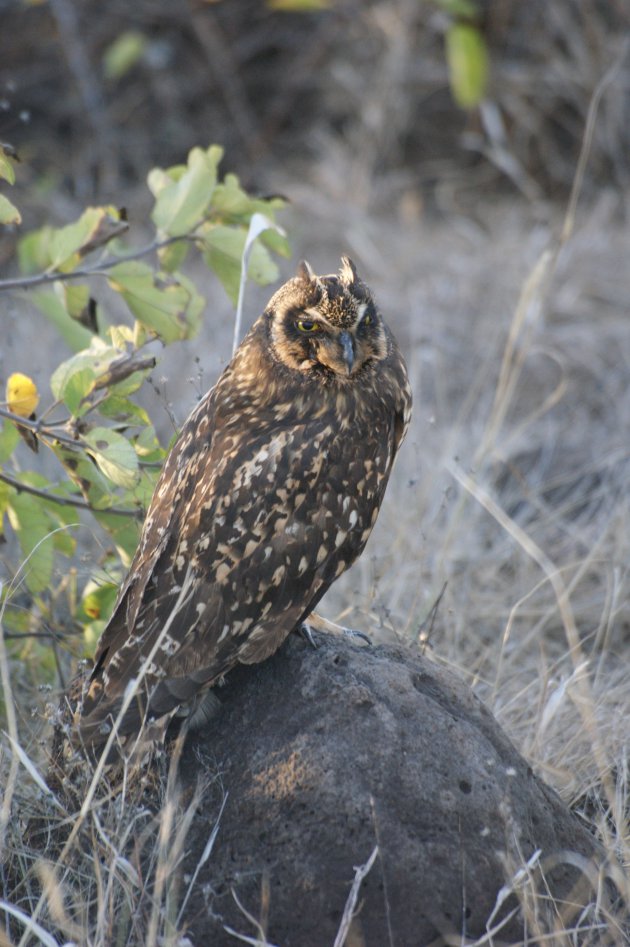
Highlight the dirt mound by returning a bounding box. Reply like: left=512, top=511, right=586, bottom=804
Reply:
left=176, top=633, right=604, bottom=946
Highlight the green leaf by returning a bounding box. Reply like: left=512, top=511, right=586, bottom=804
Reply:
left=29, top=289, right=95, bottom=351
left=18, top=227, right=54, bottom=275
left=158, top=238, right=189, bottom=273
left=6, top=493, right=56, bottom=594
left=60, top=367, right=96, bottom=416
left=51, top=443, right=116, bottom=510
left=51, top=340, right=119, bottom=402
left=268, top=0, right=332, bottom=8
left=151, top=145, right=223, bottom=236
left=55, top=281, right=91, bottom=320
left=103, top=30, right=147, bottom=80
left=0, top=421, right=20, bottom=463
left=0, top=146, right=16, bottom=185
left=209, top=173, right=286, bottom=222
left=202, top=224, right=280, bottom=304
left=83, top=427, right=140, bottom=489
left=108, top=324, right=135, bottom=349
left=445, top=23, right=489, bottom=109
left=108, top=261, right=204, bottom=342
left=48, top=206, right=125, bottom=271
left=134, top=425, right=165, bottom=463
left=0, top=478, right=12, bottom=522
left=99, top=394, right=150, bottom=425
left=16, top=474, right=80, bottom=560
left=260, top=226, right=291, bottom=259
left=93, top=510, right=142, bottom=566
left=80, top=578, right=119, bottom=621
left=0, top=193, right=21, bottom=225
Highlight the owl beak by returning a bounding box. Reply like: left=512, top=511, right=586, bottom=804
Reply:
left=339, top=331, right=355, bottom=375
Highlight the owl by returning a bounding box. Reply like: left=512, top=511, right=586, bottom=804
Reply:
left=75, top=257, right=412, bottom=754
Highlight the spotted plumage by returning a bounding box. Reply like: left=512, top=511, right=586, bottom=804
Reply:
left=76, top=257, right=412, bottom=752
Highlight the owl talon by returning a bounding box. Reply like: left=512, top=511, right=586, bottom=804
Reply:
left=297, top=622, right=320, bottom=649
left=342, top=627, right=371, bottom=646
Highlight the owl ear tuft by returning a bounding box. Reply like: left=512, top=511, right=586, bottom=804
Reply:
left=296, top=260, right=316, bottom=284
left=339, top=256, right=358, bottom=286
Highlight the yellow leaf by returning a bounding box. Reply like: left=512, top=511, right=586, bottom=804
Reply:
left=6, top=373, right=40, bottom=418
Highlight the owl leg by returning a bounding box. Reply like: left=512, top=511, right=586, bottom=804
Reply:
left=299, top=611, right=371, bottom=646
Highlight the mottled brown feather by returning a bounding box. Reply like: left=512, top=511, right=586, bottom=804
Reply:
left=76, top=258, right=412, bottom=750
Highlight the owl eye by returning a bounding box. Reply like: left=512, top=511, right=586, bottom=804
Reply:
left=362, top=313, right=372, bottom=326
left=296, top=319, right=321, bottom=333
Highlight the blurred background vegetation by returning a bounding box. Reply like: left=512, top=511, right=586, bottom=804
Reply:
left=1, top=0, right=629, bottom=219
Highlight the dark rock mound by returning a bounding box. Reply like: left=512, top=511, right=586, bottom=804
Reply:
left=177, top=634, right=603, bottom=946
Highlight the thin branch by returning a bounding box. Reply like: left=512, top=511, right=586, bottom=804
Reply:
left=0, top=407, right=86, bottom=450
left=0, top=471, right=137, bottom=517
left=0, top=235, right=193, bottom=293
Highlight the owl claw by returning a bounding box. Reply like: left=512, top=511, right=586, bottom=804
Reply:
left=297, top=619, right=371, bottom=649
left=297, top=622, right=320, bottom=649
left=341, top=627, right=371, bottom=646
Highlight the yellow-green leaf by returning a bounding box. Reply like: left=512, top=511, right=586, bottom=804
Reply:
left=268, top=0, right=332, bottom=11
left=150, top=145, right=223, bottom=236
left=0, top=421, right=20, bottom=463
left=158, top=238, right=189, bottom=273
left=49, top=206, right=125, bottom=271
left=210, top=173, right=286, bottom=222
left=202, top=224, right=280, bottom=304
left=7, top=493, right=55, bottom=593
left=108, top=261, right=204, bottom=342
left=18, top=227, right=54, bottom=274
left=55, top=281, right=91, bottom=320
left=0, top=146, right=16, bottom=185
left=93, top=510, right=142, bottom=565
left=60, top=367, right=96, bottom=416
left=445, top=23, right=489, bottom=109
left=80, top=578, right=119, bottom=621
left=51, top=340, right=119, bottom=401
left=103, top=30, right=147, bottom=80
left=0, top=193, right=21, bottom=225
left=83, top=427, right=140, bottom=489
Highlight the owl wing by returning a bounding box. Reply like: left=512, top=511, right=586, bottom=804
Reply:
left=78, top=401, right=398, bottom=746
left=90, top=389, right=219, bottom=672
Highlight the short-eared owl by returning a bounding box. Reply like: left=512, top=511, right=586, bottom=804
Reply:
left=76, top=257, right=412, bottom=751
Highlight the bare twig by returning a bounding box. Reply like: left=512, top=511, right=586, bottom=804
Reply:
left=0, top=471, right=136, bottom=517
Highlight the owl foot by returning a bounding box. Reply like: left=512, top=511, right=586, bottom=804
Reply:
left=299, top=612, right=371, bottom=647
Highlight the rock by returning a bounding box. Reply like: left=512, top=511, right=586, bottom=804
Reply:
left=176, top=634, right=604, bottom=946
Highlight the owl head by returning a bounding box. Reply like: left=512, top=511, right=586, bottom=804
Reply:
left=265, top=257, right=389, bottom=378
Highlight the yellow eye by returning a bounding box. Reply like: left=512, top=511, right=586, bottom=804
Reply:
left=362, top=313, right=372, bottom=326
left=296, top=319, right=320, bottom=333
